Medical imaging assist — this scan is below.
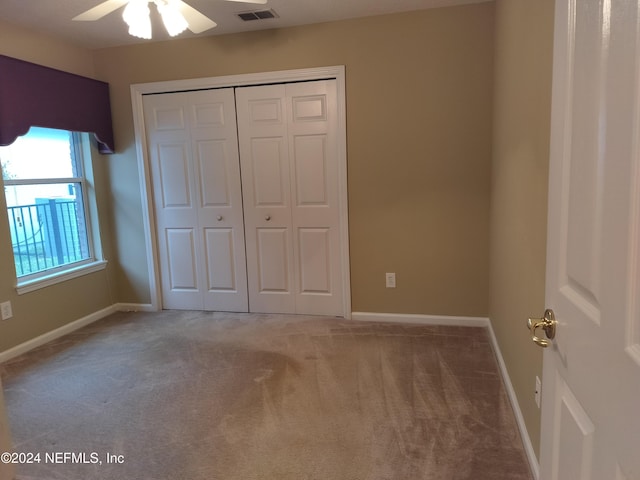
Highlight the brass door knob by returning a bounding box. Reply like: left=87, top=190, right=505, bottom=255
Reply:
left=527, top=309, right=557, bottom=348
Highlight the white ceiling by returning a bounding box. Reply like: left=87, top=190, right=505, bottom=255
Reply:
left=0, top=0, right=491, bottom=50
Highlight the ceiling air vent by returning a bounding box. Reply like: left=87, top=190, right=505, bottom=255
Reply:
left=237, top=9, right=278, bottom=21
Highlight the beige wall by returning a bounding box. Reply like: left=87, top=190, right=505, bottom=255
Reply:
left=0, top=27, right=116, bottom=353
left=93, top=4, right=495, bottom=315
left=0, top=19, right=96, bottom=78
left=489, top=0, right=554, bottom=459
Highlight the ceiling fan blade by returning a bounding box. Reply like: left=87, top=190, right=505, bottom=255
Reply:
left=224, top=0, right=268, bottom=4
left=175, top=1, right=217, bottom=34
left=72, top=0, right=129, bottom=21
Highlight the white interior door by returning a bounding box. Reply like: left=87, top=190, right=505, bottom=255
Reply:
left=539, top=0, right=640, bottom=478
left=235, top=80, right=344, bottom=316
left=143, top=88, right=248, bottom=312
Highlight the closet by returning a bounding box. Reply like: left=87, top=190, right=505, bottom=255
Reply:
left=142, top=79, right=344, bottom=316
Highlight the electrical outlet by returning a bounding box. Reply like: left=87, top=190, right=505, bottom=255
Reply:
left=1, top=301, right=13, bottom=320
left=535, top=376, right=542, bottom=408
left=385, top=272, right=396, bottom=288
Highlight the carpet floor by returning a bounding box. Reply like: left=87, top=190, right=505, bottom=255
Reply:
left=1, top=311, right=532, bottom=480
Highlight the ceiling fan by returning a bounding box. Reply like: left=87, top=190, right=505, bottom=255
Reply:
left=73, top=0, right=267, bottom=39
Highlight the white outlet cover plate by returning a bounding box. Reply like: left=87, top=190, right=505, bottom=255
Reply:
left=385, top=273, right=396, bottom=288
left=1, top=301, right=12, bottom=320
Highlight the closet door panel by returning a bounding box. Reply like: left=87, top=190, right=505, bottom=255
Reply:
left=145, top=95, right=202, bottom=310
left=298, top=227, right=331, bottom=294
left=165, top=228, right=199, bottom=290
left=250, top=137, right=288, bottom=206
left=190, top=92, right=248, bottom=312
left=157, top=143, right=192, bottom=208
left=196, top=140, right=231, bottom=207
left=236, top=85, right=296, bottom=314
left=237, top=80, right=343, bottom=315
left=257, top=228, right=291, bottom=292
left=144, top=89, right=248, bottom=312
left=287, top=80, right=343, bottom=315
left=204, top=227, right=237, bottom=291
left=293, top=135, right=328, bottom=205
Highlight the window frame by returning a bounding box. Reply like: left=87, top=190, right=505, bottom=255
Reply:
left=1, top=129, right=107, bottom=294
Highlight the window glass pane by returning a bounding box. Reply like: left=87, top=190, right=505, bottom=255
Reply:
left=6, top=184, right=90, bottom=277
left=0, top=127, right=76, bottom=181
left=1, top=127, right=92, bottom=279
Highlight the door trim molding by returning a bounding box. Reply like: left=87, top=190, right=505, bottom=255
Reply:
left=130, top=66, right=351, bottom=318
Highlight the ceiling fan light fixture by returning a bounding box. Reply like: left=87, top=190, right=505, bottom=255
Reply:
left=156, top=0, right=189, bottom=37
left=122, top=0, right=152, bottom=39
left=73, top=0, right=218, bottom=39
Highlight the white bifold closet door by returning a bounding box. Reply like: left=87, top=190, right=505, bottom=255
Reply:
left=144, top=80, right=344, bottom=316
left=235, top=80, right=344, bottom=316
left=143, top=88, right=249, bottom=312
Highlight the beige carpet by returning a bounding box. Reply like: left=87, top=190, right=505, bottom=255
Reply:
left=1, top=311, right=532, bottom=480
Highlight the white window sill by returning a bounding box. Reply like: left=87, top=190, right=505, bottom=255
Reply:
left=16, top=260, right=108, bottom=295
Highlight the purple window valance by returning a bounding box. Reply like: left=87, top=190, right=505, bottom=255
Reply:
left=0, top=55, right=115, bottom=154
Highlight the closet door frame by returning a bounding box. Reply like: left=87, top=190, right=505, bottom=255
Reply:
left=130, top=66, right=351, bottom=318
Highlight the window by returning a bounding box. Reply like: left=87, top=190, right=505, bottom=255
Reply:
left=1, top=127, right=105, bottom=290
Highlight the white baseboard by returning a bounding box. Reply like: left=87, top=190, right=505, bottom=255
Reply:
left=352, top=311, right=539, bottom=479
left=114, top=303, right=156, bottom=313
left=486, top=320, right=540, bottom=479
left=351, top=311, right=490, bottom=327
left=0, top=303, right=155, bottom=364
